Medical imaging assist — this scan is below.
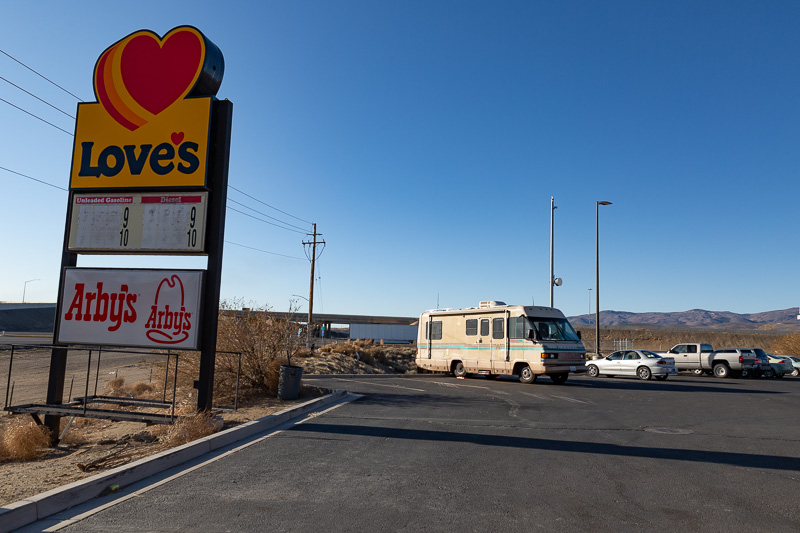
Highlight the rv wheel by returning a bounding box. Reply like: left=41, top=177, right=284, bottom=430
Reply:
left=519, top=365, right=536, bottom=384
left=549, top=373, right=568, bottom=385
left=453, top=361, right=468, bottom=378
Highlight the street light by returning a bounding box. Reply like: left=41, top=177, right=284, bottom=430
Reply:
left=549, top=196, right=559, bottom=307
left=596, top=201, right=612, bottom=356
left=22, top=279, right=40, bottom=303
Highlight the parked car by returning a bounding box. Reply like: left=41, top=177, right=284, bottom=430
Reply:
left=765, top=353, right=792, bottom=378
left=785, top=356, right=800, bottom=377
left=749, top=349, right=774, bottom=378
left=586, top=350, right=678, bottom=380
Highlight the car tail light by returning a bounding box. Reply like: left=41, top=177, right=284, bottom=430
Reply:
left=739, top=355, right=744, bottom=363
left=657, top=360, right=666, bottom=365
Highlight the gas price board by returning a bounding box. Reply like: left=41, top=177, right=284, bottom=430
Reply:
left=68, top=192, right=208, bottom=253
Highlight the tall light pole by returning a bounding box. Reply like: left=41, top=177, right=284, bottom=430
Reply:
left=22, top=279, right=40, bottom=303
left=549, top=196, right=558, bottom=307
left=596, top=201, right=612, bottom=356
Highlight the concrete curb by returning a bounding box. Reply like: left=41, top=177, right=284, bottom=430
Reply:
left=0, top=389, right=348, bottom=533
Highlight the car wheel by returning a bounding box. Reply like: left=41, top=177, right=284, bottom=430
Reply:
left=713, top=364, right=729, bottom=378
left=637, top=366, right=652, bottom=380
left=764, top=368, right=775, bottom=378
left=692, top=369, right=704, bottom=376
left=587, top=364, right=599, bottom=378
left=654, top=375, right=668, bottom=381
left=775, top=372, right=784, bottom=379
left=792, top=368, right=799, bottom=377
left=453, top=361, right=468, bottom=378
left=519, top=365, right=536, bottom=384
left=549, top=373, right=568, bottom=385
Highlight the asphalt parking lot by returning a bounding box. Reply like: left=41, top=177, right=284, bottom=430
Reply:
left=24, top=372, right=800, bottom=532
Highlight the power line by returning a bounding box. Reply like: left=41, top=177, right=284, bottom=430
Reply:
left=0, top=96, right=73, bottom=136
left=224, top=240, right=305, bottom=260
left=226, top=206, right=308, bottom=234
left=229, top=184, right=312, bottom=226
left=0, top=166, right=68, bottom=191
left=227, top=197, right=309, bottom=232
left=0, top=75, right=75, bottom=119
left=0, top=48, right=82, bottom=100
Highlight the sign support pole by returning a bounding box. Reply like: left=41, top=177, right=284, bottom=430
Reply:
left=44, top=193, right=78, bottom=443
left=196, top=99, right=233, bottom=412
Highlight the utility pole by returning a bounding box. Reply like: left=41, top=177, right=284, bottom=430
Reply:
left=303, top=223, right=325, bottom=345
left=549, top=197, right=557, bottom=307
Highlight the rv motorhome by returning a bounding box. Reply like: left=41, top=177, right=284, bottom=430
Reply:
left=416, top=301, right=586, bottom=384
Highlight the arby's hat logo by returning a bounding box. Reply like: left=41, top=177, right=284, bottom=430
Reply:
left=94, top=26, right=223, bottom=131
left=145, top=275, right=193, bottom=344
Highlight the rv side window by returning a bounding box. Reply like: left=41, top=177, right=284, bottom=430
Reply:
left=428, top=321, right=442, bottom=340
left=508, top=316, right=526, bottom=339
left=492, top=318, right=504, bottom=339
left=465, top=319, right=478, bottom=336
left=480, top=319, right=489, bottom=336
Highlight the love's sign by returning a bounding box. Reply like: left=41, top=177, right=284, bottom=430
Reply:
left=69, top=26, right=224, bottom=189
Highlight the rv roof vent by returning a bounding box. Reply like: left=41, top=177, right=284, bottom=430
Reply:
left=479, top=301, right=506, bottom=308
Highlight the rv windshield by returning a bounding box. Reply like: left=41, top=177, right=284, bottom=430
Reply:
left=527, top=317, right=581, bottom=342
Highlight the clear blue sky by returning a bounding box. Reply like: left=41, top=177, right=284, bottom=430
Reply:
left=1, top=1, right=798, bottom=318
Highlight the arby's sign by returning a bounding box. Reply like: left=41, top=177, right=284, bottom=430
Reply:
left=56, top=268, right=204, bottom=349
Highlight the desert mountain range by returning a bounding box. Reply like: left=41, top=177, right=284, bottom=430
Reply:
left=569, top=307, right=800, bottom=331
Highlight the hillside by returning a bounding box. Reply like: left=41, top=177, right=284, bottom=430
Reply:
left=569, top=307, right=800, bottom=331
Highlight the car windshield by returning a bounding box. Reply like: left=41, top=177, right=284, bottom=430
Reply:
left=527, top=317, right=581, bottom=342
left=641, top=351, right=662, bottom=358
left=753, top=349, right=769, bottom=358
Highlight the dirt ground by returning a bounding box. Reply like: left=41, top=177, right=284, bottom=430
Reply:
left=0, top=345, right=417, bottom=507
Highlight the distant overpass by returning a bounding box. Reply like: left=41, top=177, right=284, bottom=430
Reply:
left=259, top=312, right=418, bottom=326
left=230, top=310, right=419, bottom=342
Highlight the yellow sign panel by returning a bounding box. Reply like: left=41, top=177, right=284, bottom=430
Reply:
left=70, top=97, right=211, bottom=189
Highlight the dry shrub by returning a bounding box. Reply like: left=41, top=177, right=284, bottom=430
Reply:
left=105, top=376, right=125, bottom=393
left=175, top=299, right=306, bottom=400
left=356, top=350, right=375, bottom=366
left=130, top=381, right=155, bottom=396
left=772, top=332, right=800, bottom=356
left=0, top=421, right=50, bottom=461
left=161, top=413, right=222, bottom=446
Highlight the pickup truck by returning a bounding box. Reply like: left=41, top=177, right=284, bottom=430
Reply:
left=660, top=343, right=757, bottom=378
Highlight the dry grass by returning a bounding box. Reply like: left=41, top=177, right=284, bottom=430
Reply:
left=152, top=413, right=223, bottom=447
left=0, top=421, right=50, bottom=461
left=576, top=327, right=786, bottom=352
left=771, top=332, right=800, bottom=356
left=317, top=340, right=416, bottom=373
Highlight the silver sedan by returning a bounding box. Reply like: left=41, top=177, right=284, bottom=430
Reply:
left=586, top=350, right=678, bottom=380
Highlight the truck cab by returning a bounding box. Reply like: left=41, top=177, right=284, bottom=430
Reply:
left=666, top=343, right=714, bottom=372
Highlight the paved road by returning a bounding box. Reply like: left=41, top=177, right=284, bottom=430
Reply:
left=29, top=373, right=800, bottom=532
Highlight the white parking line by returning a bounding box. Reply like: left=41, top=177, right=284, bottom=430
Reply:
left=550, top=395, right=588, bottom=404
left=329, top=378, right=426, bottom=392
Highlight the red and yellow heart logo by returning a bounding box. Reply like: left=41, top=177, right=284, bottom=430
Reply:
left=94, top=26, right=207, bottom=131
